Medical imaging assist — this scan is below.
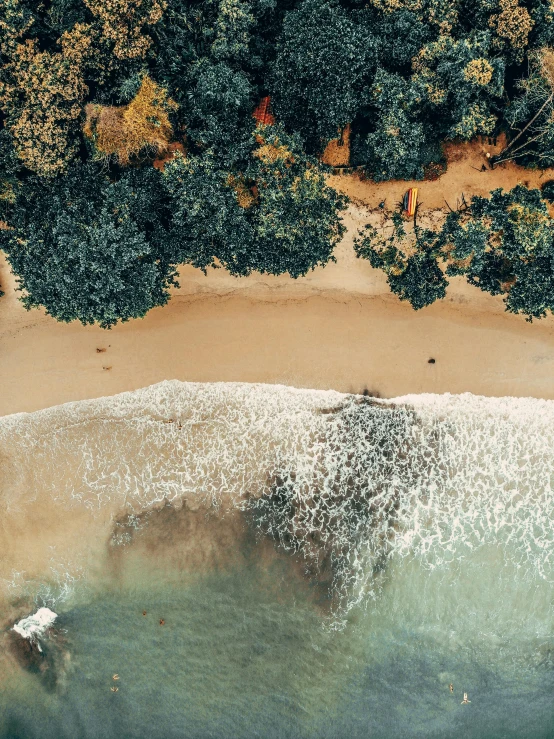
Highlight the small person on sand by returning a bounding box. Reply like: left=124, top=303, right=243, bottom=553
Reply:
left=461, top=693, right=471, bottom=704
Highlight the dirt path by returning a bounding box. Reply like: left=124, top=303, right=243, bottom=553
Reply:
left=328, top=138, right=554, bottom=215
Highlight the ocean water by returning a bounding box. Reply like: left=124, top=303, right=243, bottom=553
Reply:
left=0, top=381, right=553, bottom=738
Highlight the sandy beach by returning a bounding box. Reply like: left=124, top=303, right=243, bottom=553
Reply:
left=3, top=143, right=554, bottom=416
left=2, top=157, right=554, bottom=739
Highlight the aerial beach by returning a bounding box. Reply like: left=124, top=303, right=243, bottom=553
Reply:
left=1, top=0, right=554, bottom=735
left=3, top=139, right=554, bottom=416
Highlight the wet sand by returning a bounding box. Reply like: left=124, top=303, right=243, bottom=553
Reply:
left=2, top=143, right=554, bottom=416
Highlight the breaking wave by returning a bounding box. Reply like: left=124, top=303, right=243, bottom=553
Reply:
left=1, top=381, right=553, bottom=622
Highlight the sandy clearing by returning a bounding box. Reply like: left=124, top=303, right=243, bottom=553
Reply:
left=328, top=138, right=554, bottom=214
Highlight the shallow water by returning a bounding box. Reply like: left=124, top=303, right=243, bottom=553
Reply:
left=1, top=381, right=553, bottom=738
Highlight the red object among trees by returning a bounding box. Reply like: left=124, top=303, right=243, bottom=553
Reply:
left=253, top=96, right=275, bottom=126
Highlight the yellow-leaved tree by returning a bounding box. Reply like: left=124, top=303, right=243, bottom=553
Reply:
left=0, top=0, right=95, bottom=177
left=82, top=0, right=166, bottom=60
left=84, top=75, right=178, bottom=165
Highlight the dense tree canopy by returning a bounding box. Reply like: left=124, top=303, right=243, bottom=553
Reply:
left=0, top=165, right=179, bottom=327
left=0, top=124, right=346, bottom=326
left=353, top=69, right=429, bottom=181
left=2, top=0, right=554, bottom=324
left=270, top=0, right=376, bottom=151
left=165, top=125, right=347, bottom=277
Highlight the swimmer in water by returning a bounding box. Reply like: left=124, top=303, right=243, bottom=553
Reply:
left=461, top=693, right=471, bottom=704
left=142, top=611, right=147, bottom=616
left=159, top=619, right=165, bottom=625
left=110, top=686, right=118, bottom=693
left=112, top=674, right=119, bottom=681
left=449, top=684, right=454, bottom=693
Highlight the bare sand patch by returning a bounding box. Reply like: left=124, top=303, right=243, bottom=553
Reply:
left=328, top=137, right=554, bottom=215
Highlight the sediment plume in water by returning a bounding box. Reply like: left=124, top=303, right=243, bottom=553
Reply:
left=0, top=381, right=553, bottom=625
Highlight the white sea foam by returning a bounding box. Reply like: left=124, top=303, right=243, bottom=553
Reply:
left=1, top=381, right=553, bottom=620
left=12, top=608, right=57, bottom=651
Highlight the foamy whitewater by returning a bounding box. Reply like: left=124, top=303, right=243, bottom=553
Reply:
left=12, top=608, right=57, bottom=651
left=1, top=381, right=553, bottom=738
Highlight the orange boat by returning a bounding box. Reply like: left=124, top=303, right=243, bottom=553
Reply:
left=403, top=188, right=418, bottom=217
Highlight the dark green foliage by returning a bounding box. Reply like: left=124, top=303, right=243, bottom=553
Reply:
left=353, top=69, right=429, bottom=181
left=372, top=9, right=432, bottom=68
left=150, top=0, right=258, bottom=161
left=355, top=185, right=554, bottom=320
left=529, top=0, right=554, bottom=49
left=44, top=0, right=89, bottom=38
left=244, top=126, right=347, bottom=276
left=2, top=0, right=554, bottom=326
left=413, top=32, right=504, bottom=140
left=270, top=0, right=376, bottom=151
left=211, top=0, right=254, bottom=63
left=541, top=180, right=554, bottom=203
left=447, top=186, right=554, bottom=319
left=163, top=151, right=256, bottom=273
left=386, top=251, right=447, bottom=310
left=183, top=59, right=254, bottom=161
left=354, top=212, right=447, bottom=309
left=151, top=0, right=276, bottom=97
left=165, top=125, right=347, bottom=277
left=2, top=165, right=178, bottom=328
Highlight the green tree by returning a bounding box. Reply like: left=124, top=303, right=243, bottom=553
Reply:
left=354, top=211, right=448, bottom=309
left=446, top=185, right=554, bottom=319
left=355, top=185, right=554, bottom=320
left=271, top=0, right=376, bottom=151
left=412, top=31, right=504, bottom=140
left=353, top=69, right=430, bottom=181
left=370, top=7, right=433, bottom=68
left=245, top=125, right=348, bottom=275
left=211, top=0, right=254, bottom=62
left=1, top=165, right=178, bottom=327
left=184, top=59, right=254, bottom=161
left=164, top=125, right=347, bottom=277
left=163, top=150, right=256, bottom=273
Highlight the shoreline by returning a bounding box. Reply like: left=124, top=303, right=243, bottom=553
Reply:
left=6, top=130, right=554, bottom=418
left=3, top=200, right=554, bottom=416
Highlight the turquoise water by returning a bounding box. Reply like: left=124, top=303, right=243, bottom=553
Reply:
left=3, top=537, right=553, bottom=739
left=1, top=382, right=553, bottom=738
